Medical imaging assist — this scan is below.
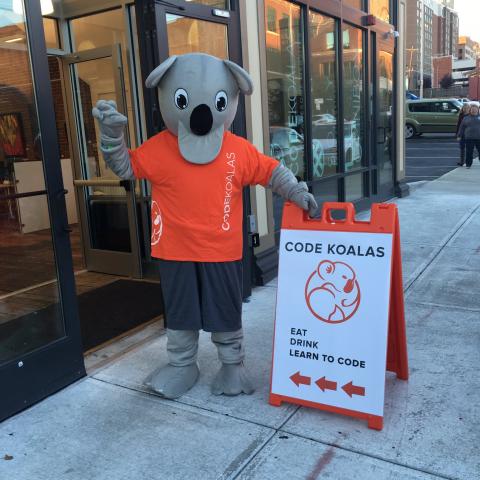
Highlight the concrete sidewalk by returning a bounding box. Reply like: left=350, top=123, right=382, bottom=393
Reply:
left=1, top=166, right=479, bottom=480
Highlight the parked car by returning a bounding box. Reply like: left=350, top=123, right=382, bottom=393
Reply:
left=269, top=126, right=331, bottom=178
left=405, top=98, right=462, bottom=138
left=458, top=97, right=470, bottom=104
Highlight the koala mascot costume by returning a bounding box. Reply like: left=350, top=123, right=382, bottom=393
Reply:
left=93, top=53, right=317, bottom=399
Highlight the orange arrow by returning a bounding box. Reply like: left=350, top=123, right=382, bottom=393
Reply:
left=315, top=376, right=337, bottom=392
left=290, top=371, right=311, bottom=387
left=342, top=381, right=365, bottom=397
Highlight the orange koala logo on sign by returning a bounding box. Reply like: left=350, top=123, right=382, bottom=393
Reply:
left=305, top=260, right=361, bottom=324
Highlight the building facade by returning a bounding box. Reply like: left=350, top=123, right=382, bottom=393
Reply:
left=406, top=0, right=458, bottom=89
left=457, top=35, right=480, bottom=61
left=0, top=0, right=406, bottom=421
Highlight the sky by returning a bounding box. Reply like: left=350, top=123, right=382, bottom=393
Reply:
left=454, top=0, right=480, bottom=41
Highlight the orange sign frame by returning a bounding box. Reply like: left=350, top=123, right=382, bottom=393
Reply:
left=269, top=202, right=408, bottom=430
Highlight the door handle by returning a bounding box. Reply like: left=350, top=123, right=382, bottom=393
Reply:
left=56, top=188, right=68, bottom=199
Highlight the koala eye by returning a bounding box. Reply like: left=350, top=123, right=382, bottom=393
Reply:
left=174, top=88, right=188, bottom=110
left=215, top=91, right=228, bottom=112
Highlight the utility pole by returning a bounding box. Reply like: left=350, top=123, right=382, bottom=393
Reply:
left=406, top=47, right=418, bottom=90
left=419, top=0, right=424, bottom=98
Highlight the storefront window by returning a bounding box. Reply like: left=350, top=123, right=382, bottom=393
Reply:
left=264, top=0, right=306, bottom=180
left=166, top=15, right=228, bottom=59
left=370, top=0, right=391, bottom=23
left=310, top=11, right=338, bottom=179
left=0, top=2, right=65, bottom=363
left=342, top=24, right=364, bottom=172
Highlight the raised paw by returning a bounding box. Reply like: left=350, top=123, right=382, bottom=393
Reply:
left=144, top=363, right=200, bottom=399
left=211, top=363, right=255, bottom=396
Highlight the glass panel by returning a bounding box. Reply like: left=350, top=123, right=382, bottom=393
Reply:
left=343, top=0, right=364, bottom=10
left=166, top=15, right=228, bottom=59
left=185, top=0, right=229, bottom=7
left=310, top=11, right=338, bottom=179
left=0, top=3, right=65, bottom=364
left=70, top=9, right=137, bottom=150
left=312, top=178, right=338, bottom=205
left=345, top=173, right=364, bottom=201
left=43, top=17, right=59, bottom=49
left=264, top=0, right=306, bottom=233
left=71, top=57, right=132, bottom=252
left=70, top=10, right=124, bottom=52
left=342, top=24, right=364, bottom=172
left=378, top=49, right=394, bottom=186
left=370, top=0, right=390, bottom=23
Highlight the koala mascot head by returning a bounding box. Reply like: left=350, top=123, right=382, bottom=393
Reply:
left=145, top=53, right=253, bottom=165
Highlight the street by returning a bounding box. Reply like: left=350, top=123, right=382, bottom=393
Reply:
left=406, top=133, right=464, bottom=183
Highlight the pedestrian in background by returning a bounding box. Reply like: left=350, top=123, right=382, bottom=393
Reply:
left=458, top=103, right=480, bottom=169
left=456, top=103, right=471, bottom=166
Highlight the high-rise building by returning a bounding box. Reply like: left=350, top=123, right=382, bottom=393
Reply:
left=442, top=3, right=459, bottom=56
left=406, top=0, right=459, bottom=90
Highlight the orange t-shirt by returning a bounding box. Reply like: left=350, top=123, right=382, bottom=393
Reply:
left=130, top=130, right=279, bottom=262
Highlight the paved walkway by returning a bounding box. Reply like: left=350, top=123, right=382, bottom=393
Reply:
left=1, top=166, right=479, bottom=480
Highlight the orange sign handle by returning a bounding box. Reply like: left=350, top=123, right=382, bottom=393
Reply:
left=321, top=202, right=355, bottom=223
left=282, top=202, right=397, bottom=234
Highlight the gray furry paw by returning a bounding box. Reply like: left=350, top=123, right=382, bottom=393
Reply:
left=211, top=363, right=255, bottom=396
left=144, top=363, right=200, bottom=399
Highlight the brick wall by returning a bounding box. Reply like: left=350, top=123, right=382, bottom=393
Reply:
left=48, top=57, right=70, bottom=160
left=0, top=43, right=98, bottom=171
left=432, top=55, right=452, bottom=88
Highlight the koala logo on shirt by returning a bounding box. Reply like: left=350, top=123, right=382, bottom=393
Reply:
left=305, top=260, right=361, bottom=324
left=151, top=201, right=163, bottom=246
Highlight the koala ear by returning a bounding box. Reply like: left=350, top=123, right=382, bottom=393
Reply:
left=145, top=56, right=178, bottom=88
left=223, top=60, right=254, bottom=95
left=318, top=261, right=335, bottom=279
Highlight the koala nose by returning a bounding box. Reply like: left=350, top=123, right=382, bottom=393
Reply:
left=190, top=104, right=213, bottom=136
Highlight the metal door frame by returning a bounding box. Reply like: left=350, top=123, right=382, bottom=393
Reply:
left=0, top=0, right=85, bottom=422
left=62, top=45, right=142, bottom=277
left=373, top=33, right=396, bottom=199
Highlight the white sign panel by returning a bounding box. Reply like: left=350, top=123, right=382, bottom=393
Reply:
left=271, top=229, right=393, bottom=417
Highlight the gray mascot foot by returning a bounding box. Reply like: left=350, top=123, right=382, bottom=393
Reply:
left=145, top=363, right=200, bottom=399
left=211, top=362, right=254, bottom=396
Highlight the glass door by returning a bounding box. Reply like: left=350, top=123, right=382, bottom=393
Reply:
left=0, top=1, right=84, bottom=421
left=63, top=46, right=142, bottom=277
left=152, top=2, right=253, bottom=296
left=375, top=36, right=395, bottom=195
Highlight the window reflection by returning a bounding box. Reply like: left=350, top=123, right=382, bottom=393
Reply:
left=345, top=173, right=364, bottom=201
left=370, top=0, right=390, bottom=23
left=166, top=15, right=228, bottom=59
left=310, top=12, right=338, bottom=179
left=342, top=24, right=364, bottom=172
left=343, top=0, right=364, bottom=11
left=185, top=0, right=229, bottom=8
left=264, top=0, right=305, bottom=180
left=265, top=0, right=306, bottom=234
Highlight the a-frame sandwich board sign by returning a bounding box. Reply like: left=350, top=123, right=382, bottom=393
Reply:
left=269, top=202, right=408, bottom=430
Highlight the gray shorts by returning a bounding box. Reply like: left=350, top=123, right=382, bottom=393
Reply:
left=157, top=260, right=243, bottom=332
